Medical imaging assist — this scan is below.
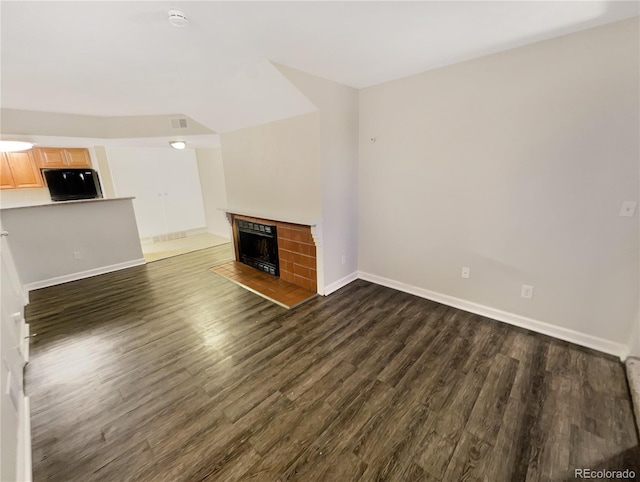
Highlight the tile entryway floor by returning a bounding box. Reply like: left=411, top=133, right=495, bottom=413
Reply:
left=143, top=234, right=230, bottom=262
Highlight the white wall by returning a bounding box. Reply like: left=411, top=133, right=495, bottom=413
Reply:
left=0, top=187, right=51, bottom=207
left=358, top=18, right=639, bottom=355
left=220, top=112, right=322, bottom=223
left=195, top=148, right=230, bottom=238
left=0, top=109, right=214, bottom=138
left=0, top=223, right=31, bottom=482
left=0, top=199, right=144, bottom=289
left=276, top=65, right=360, bottom=291
left=107, top=147, right=207, bottom=238
left=93, top=146, right=116, bottom=198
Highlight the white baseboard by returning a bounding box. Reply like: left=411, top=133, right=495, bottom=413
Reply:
left=187, top=227, right=209, bottom=237
left=358, top=271, right=628, bottom=360
left=16, top=396, right=31, bottom=482
left=24, top=258, right=146, bottom=292
left=626, top=322, right=640, bottom=360
left=324, top=271, right=359, bottom=296
left=207, top=228, right=231, bottom=240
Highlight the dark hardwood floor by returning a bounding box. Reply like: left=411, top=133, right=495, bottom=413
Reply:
left=25, top=244, right=639, bottom=481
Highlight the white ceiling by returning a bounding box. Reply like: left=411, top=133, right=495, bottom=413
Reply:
left=1, top=1, right=638, bottom=133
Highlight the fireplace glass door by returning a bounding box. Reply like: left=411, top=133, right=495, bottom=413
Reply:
left=236, top=220, right=279, bottom=276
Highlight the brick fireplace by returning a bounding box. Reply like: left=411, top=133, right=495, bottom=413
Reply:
left=230, top=213, right=318, bottom=293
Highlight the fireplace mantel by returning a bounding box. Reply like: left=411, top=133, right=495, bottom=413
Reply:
left=219, top=207, right=321, bottom=228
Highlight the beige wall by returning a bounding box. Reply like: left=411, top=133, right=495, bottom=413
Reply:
left=633, top=107, right=640, bottom=358
left=358, top=18, right=639, bottom=353
left=276, top=65, right=360, bottom=291
left=195, top=148, right=230, bottom=238
left=220, top=112, right=322, bottom=223
left=630, top=314, right=640, bottom=357
left=219, top=65, right=359, bottom=291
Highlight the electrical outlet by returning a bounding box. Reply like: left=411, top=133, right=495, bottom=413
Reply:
left=619, top=201, right=637, bottom=217
left=521, top=284, right=534, bottom=299
left=461, top=267, right=470, bottom=279
left=341, top=255, right=346, bottom=265
left=73, top=251, right=82, bottom=260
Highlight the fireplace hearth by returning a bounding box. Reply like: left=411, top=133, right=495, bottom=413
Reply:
left=236, top=219, right=279, bottom=276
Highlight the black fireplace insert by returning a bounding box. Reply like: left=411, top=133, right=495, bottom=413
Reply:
left=236, top=219, right=279, bottom=276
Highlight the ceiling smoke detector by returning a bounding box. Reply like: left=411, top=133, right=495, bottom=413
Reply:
left=168, top=9, right=188, bottom=28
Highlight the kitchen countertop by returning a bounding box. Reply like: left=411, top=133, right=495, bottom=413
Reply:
left=0, top=196, right=135, bottom=211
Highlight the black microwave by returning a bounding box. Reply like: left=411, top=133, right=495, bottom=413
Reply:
left=42, top=168, right=103, bottom=202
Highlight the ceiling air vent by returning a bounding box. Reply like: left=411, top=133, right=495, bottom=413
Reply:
left=170, top=118, right=189, bottom=129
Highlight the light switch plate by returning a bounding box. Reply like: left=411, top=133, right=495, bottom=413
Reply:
left=619, top=201, right=637, bottom=217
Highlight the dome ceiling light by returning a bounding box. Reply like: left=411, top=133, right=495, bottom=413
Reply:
left=0, top=140, right=34, bottom=152
left=169, top=141, right=186, bottom=150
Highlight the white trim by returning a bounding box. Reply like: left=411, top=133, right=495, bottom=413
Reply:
left=358, top=271, right=628, bottom=360
left=16, top=396, right=32, bottom=482
left=627, top=318, right=640, bottom=360
left=324, top=271, right=359, bottom=296
left=20, top=322, right=29, bottom=363
left=221, top=207, right=321, bottom=227
left=186, top=227, right=210, bottom=237
left=206, top=228, right=231, bottom=240
left=24, top=258, right=146, bottom=292
left=140, top=227, right=209, bottom=245
left=310, top=223, right=324, bottom=295
left=620, top=346, right=631, bottom=362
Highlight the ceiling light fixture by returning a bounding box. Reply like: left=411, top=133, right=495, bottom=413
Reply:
left=170, top=141, right=186, bottom=150
left=0, top=140, right=34, bottom=152
left=168, top=9, right=189, bottom=28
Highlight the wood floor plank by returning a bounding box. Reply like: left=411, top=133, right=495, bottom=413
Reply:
left=441, top=430, right=493, bottom=482
left=278, top=380, right=394, bottom=480
left=350, top=394, right=430, bottom=464
left=24, top=244, right=639, bottom=481
left=464, top=353, right=519, bottom=443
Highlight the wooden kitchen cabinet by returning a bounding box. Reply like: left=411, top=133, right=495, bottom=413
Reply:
left=63, top=148, right=92, bottom=167
left=0, top=151, right=44, bottom=189
left=0, top=155, right=16, bottom=189
left=33, top=147, right=92, bottom=168
left=33, top=147, right=65, bottom=168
